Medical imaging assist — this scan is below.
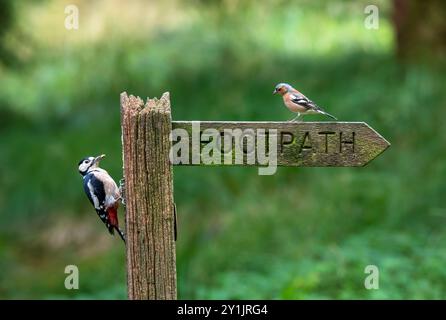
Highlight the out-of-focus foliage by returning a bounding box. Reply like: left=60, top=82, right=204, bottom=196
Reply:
left=0, top=0, right=445, bottom=299
left=393, top=0, right=446, bottom=62
left=0, top=0, right=16, bottom=65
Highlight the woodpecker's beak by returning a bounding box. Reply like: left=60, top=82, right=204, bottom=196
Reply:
left=94, top=154, right=106, bottom=164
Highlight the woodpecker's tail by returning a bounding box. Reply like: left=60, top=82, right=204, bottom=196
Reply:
left=107, top=206, right=126, bottom=243
left=107, top=223, right=126, bottom=243
left=318, top=110, right=337, bottom=120
left=115, top=227, right=126, bottom=243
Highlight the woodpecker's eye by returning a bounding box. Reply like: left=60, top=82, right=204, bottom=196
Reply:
left=84, top=160, right=90, bottom=164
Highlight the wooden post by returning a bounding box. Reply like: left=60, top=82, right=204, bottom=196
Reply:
left=120, top=92, right=177, bottom=300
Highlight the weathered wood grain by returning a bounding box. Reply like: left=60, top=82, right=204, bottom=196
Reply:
left=171, top=121, right=390, bottom=167
left=121, top=92, right=177, bottom=300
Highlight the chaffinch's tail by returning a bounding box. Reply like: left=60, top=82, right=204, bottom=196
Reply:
left=317, top=109, right=337, bottom=120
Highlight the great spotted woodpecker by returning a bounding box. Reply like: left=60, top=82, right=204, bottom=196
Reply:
left=78, top=154, right=125, bottom=242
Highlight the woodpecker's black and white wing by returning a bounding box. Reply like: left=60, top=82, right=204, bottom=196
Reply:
left=83, top=173, right=112, bottom=230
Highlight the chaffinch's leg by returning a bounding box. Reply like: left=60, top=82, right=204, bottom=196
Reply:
left=289, top=113, right=301, bottom=122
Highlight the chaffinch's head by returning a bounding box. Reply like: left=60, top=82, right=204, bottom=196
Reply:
left=273, top=83, right=292, bottom=95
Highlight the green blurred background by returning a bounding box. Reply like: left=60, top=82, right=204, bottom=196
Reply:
left=0, top=0, right=445, bottom=299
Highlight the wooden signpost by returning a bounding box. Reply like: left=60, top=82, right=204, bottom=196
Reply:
left=120, top=92, right=390, bottom=300
left=172, top=121, right=388, bottom=167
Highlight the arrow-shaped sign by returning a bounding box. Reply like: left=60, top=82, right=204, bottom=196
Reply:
left=171, top=121, right=390, bottom=167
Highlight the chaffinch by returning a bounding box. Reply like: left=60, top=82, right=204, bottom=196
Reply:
left=273, top=83, right=337, bottom=121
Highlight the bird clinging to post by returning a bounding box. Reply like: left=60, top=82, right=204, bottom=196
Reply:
left=78, top=154, right=125, bottom=242
left=273, top=83, right=337, bottom=121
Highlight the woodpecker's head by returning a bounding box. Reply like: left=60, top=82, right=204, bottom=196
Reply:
left=273, top=83, right=292, bottom=96
left=78, top=154, right=105, bottom=176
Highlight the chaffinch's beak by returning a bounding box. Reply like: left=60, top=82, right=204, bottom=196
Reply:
left=273, top=89, right=278, bottom=94
left=94, top=154, right=106, bottom=164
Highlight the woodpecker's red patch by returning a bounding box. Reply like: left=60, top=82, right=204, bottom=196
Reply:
left=107, top=204, right=120, bottom=228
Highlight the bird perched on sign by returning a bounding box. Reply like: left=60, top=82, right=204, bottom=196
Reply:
left=273, top=83, right=337, bottom=121
left=78, top=154, right=125, bottom=242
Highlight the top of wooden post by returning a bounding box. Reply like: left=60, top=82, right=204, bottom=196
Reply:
left=120, top=91, right=171, bottom=116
